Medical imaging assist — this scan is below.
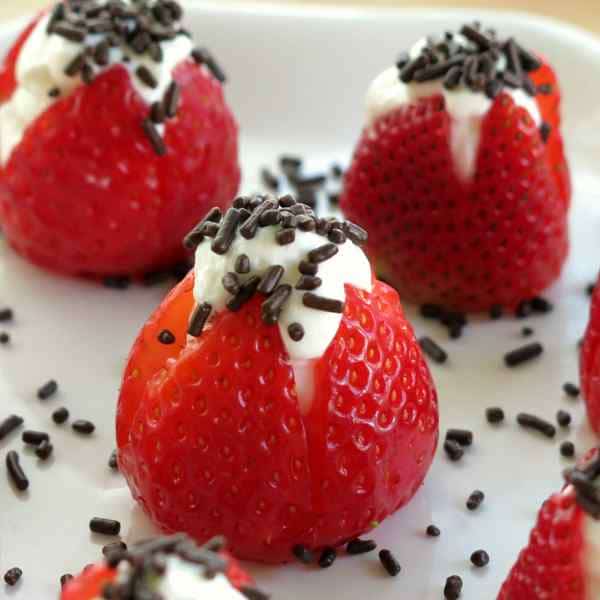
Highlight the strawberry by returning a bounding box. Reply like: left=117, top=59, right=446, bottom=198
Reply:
left=581, top=283, right=600, bottom=433
left=498, top=449, right=600, bottom=600
left=341, top=26, right=570, bottom=313
left=61, top=536, right=254, bottom=599
left=497, top=489, right=586, bottom=600
left=0, top=5, right=240, bottom=277
left=117, top=198, right=439, bottom=563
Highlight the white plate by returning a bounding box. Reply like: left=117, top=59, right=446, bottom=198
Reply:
left=1, top=3, right=600, bottom=599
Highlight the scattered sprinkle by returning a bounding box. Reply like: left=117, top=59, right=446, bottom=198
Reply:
left=504, top=343, right=543, bottom=367
left=563, top=382, right=580, bottom=398
left=35, top=440, right=53, bottom=460
left=444, top=575, right=463, bottom=599
left=466, top=490, right=485, bottom=511
left=560, top=441, right=575, bottom=458
left=90, top=517, right=121, bottom=536
left=470, top=549, right=490, bottom=568
left=0, top=308, right=14, bottom=322
left=516, top=413, right=556, bottom=438
left=426, top=525, right=441, bottom=537
left=6, top=450, right=29, bottom=491
left=419, top=337, right=448, bottom=364
left=0, top=415, right=24, bottom=441
left=37, top=379, right=58, bottom=400
left=486, top=407, right=505, bottom=424
left=109, top=449, right=119, bottom=471
left=444, top=440, right=464, bottom=462
left=346, top=538, right=377, bottom=555
left=379, top=549, right=402, bottom=576
left=22, top=430, right=49, bottom=446
left=318, top=547, right=337, bottom=568
left=72, top=420, right=95, bottom=435
left=445, top=429, right=473, bottom=447
left=0, top=332, right=9, bottom=345
left=3, top=567, right=22, bottom=586
left=52, top=407, right=69, bottom=425
left=557, top=410, right=572, bottom=428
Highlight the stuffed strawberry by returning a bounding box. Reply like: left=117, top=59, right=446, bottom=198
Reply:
left=0, top=0, right=239, bottom=277
left=61, top=534, right=258, bottom=599
left=341, top=22, right=570, bottom=313
left=498, top=448, right=600, bottom=599
left=117, top=193, right=439, bottom=563
left=582, top=283, right=600, bottom=433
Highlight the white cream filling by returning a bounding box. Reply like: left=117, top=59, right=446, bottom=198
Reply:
left=193, top=226, right=373, bottom=412
left=365, top=36, right=542, bottom=180
left=93, top=555, right=244, bottom=600
left=0, top=4, right=193, bottom=165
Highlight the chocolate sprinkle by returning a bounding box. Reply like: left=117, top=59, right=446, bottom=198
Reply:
left=72, top=419, right=95, bottom=435
left=298, top=260, right=318, bottom=276
left=0, top=415, right=24, bottom=441
left=470, top=549, right=490, bottom=568
left=108, top=449, right=119, bottom=470
left=261, top=285, right=292, bottom=325
left=295, top=275, right=322, bottom=291
left=37, top=379, right=58, bottom=400
left=276, top=228, right=296, bottom=245
left=22, top=430, right=49, bottom=446
left=379, top=549, right=402, bottom=576
left=212, top=208, right=242, bottom=255
left=318, top=547, right=337, bottom=569
left=257, top=266, right=285, bottom=295
left=227, top=276, right=261, bottom=312
left=426, top=525, right=441, bottom=537
left=35, top=440, right=53, bottom=460
left=446, top=429, right=473, bottom=447
left=3, top=568, right=22, bottom=586
left=444, top=440, right=464, bottom=462
left=308, top=243, right=338, bottom=264
left=504, top=343, right=543, bottom=367
left=347, top=538, right=377, bottom=555
left=235, top=254, right=251, bottom=274
left=6, top=450, right=28, bottom=491
left=486, top=407, right=504, bottom=424
left=142, top=118, right=166, bottom=155
left=90, top=517, right=121, bottom=536
left=466, top=490, right=485, bottom=511
left=419, top=337, right=448, bottom=364
left=516, top=413, right=556, bottom=438
left=302, top=292, right=344, bottom=314
left=60, top=574, right=73, bottom=588
left=288, top=322, right=305, bottom=342
left=563, top=382, right=580, bottom=398
left=192, top=47, right=226, bottom=83
left=560, top=441, right=575, bottom=458
left=0, top=332, right=9, bottom=345
left=557, top=410, right=572, bottom=428
left=188, top=302, right=212, bottom=337
left=444, top=575, right=463, bottom=599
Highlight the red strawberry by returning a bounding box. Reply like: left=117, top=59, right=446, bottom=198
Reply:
left=582, top=283, right=600, bottom=433
left=497, top=488, right=586, bottom=600
left=117, top=270, right=439, bottom=563
left=341, top=41, right=570, bottom=313
left=0, top=12, right=239, bottom=277
left=498, top=448, right=600, bottom=600
left=61, top=539, right=253, bottom=599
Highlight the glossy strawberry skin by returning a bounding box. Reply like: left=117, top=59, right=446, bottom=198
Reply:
left=61, top=552, right=251, bottom=599
left=498, top=489, right=586, bottom=600
left=0, top=22, right=240, bottom=277
left=117, top=273, right=439, bottom=563
left=341, top=66, right=570, bottom=313
left=581, top=283, right=600, bottom=433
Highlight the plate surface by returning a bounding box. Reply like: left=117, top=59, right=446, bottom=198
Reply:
left=2, top=3, right=600, bottom=599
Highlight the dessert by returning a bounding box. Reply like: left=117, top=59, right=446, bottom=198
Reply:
left=582, top=283, right=600, bottom=433
left=60, top=534, right=260, bottom=599
left=340, top=22, right=570, bottom=312
left=498, top=448, right=600, bottom=599
left=116, top=193, right=439, bottom=563
left=0, top=0, right=239, bottom=277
